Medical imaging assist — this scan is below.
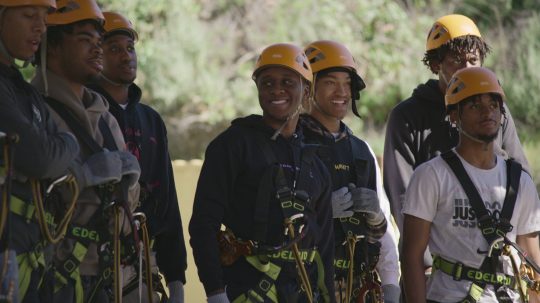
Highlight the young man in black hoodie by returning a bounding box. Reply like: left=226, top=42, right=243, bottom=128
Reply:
left=0, top=1, right=80, bottom=301
left=88, top=12, right=187, bottom=302
left=383, top=14, right=529, bottom=262
left=190, top=43, right=335, bottom=303
left=301, top=40, right=400, bottom=303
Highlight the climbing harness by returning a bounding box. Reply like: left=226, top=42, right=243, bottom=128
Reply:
left=0, top=131, right=17, bottom=303
left=438, top=150, right=523, bottom=302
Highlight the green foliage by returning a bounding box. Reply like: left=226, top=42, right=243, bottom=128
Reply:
left=96, top=0, right=540, bottom=159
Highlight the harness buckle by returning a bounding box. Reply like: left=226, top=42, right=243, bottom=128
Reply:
left=452, top=261, right=464, bottom=281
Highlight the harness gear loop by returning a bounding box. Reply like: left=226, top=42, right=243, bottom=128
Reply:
left=30, top=174, right=79, bottom=244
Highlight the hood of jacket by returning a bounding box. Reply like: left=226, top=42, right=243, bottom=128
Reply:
left=32, top=69, right=110, bottom=137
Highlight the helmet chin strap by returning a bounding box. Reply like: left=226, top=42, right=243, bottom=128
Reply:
left=456, top=115, right=492, bottom=151
left=271, top=76, right=304, bottom=140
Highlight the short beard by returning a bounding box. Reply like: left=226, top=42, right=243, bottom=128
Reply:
left=476, top=132, right=498, bottom=143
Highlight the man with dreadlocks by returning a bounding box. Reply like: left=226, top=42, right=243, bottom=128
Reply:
left=383, top=14, right=529, bottom=270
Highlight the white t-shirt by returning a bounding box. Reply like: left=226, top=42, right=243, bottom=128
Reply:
left=403, top=151, right=540, bottom=302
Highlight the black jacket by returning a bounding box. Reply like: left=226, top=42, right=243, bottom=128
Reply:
left=90, top=83, right=187, bottom=284
left=189, top=115, right=335, bottom=302
left=383, top=79, right=529, bottom=232
left=0, top=63, right=78, bottom=201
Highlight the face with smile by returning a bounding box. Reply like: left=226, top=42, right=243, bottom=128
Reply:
left=0, top=5, right=48, bottom=64
left=451, top=93, right=502, bottom=143
left=434, top=49, right=481, bottom=92
left=312, top=71, right=351, bottom=124
left=256, top=66, right=308, bottom=130
left=49, top=22, right=103, bottom=85
left=102, top=33, right=137, bottom=84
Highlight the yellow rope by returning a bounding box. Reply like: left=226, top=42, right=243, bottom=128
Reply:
left=345, top=236, right=357, bottom=303
left=135, top=212, right=154, bottom=303
left=113, top=206, right=121, bottom=303
left=285, top=220, right=313, bottom=303
left=0, top=142, right=11, bottom=237
left=30, top=175, right=79, bottom=244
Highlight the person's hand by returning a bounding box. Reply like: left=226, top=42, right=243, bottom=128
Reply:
left=71, top=150, right=123, bottom=188
left=382, top=284, right=400, bottom=303
left=207, top=291, right=230, bottom=303
left=348, top=184, right=380, bottom=215
left=167, top=281, right=184, bottom=303
left=331, top=186, right=353, bottom=218
left=118, top=151, right=140, bottom=189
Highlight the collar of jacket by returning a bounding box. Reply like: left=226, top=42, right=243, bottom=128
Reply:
left=87, top=82, right=142, bottom=112
left=299, top=113, right=349, bottom=142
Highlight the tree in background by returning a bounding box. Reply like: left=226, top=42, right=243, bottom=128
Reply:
left=98, top=0, right=540, bottom=160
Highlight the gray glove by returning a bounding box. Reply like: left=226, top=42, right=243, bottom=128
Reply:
left=348, top=183, right=384, bottom=224
left=118, top=151, right=140, bottom=189
left=382, top=284, right=400, bottom=303
left=349, top=184, right=380, bottom=215
left=331, top=186, right=354, bottom=218
left=207, top=292, right=230, bottom=303
left=72, top=150, right=123, bottom=188
left=168, top=281, right=184, bottom=303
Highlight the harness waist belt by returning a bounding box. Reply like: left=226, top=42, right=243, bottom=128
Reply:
left=10, top=195, right=55, bottom=226
left=433, top=255, right=517, bottom=288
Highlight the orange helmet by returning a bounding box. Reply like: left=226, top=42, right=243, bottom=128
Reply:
left=103, top=11, right=138, bottom=41
left=47, top=0, right=104, bottom=26
left=426, top=14, right=481, bottom=51
left=445, top=67, right=505, bottom=107
left=304, top=40, right=366, bottom=117
left=0, top=0, right=55, bottom=9
left=252, top=43, right=312, bottom=84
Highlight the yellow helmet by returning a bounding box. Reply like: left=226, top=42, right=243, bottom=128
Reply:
left=445, top=67, right=505, bottom=107
left=426, top=14, right=481, bottom=51
left=47, top=0, right=104, bottom=26
left=304, top=40, right=366, bottom=117
left=0, top=0, right=55, bottom=9
left=304, top=40, right=358, bottom=73
left=103, top=11, right=138, bottom=41
left=252, top=43, right=312, bottom=84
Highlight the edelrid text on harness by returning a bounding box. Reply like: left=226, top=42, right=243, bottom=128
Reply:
left=438, top=150, right=523, bottom=303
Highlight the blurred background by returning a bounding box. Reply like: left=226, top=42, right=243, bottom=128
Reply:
left=86, top=1, right=540, bottom=174
left=24, top=0, right=540, bottom=299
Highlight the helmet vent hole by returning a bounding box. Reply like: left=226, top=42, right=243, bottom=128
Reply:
left=57, top=1, right=80, bottom=14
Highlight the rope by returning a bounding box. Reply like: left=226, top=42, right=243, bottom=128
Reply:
left=113, top=206, right=122, bottom=303
left=345, top=236, right=358, bottom=303
left=30, top=175, right=79, bottom=244
left=134, top=212, right=153, bottom=303
left=285, top=219, right=313, bottom=303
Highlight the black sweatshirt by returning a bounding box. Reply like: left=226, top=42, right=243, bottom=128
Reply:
left=90, top=83, right=187, bottom=284
left=0, top=63, right=79, bottom=199
left=189, top=115, right=335, bottom=302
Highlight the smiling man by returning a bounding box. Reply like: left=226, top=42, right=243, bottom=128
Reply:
left=31, top=1, right=141, bottom=302
left=301, top=40, right=400, bottom=303
left=190, top=43, right=336, bottom=303
left=88, top=11, right=187, bottom=303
